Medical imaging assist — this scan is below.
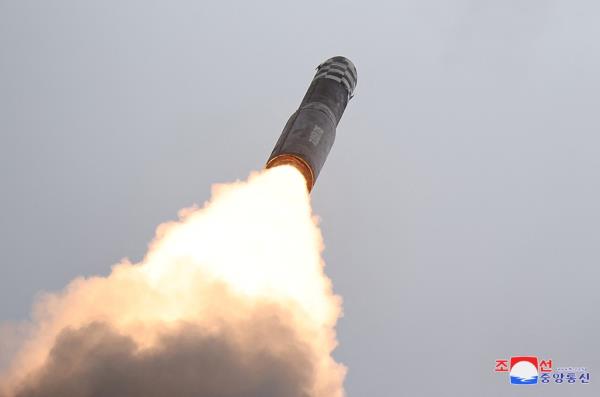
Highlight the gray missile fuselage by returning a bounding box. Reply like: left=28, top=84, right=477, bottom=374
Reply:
left=266, top=56, right=357, bottom=191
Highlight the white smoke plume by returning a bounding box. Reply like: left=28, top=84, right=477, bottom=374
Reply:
left=0, top=166, right=345, bottom=397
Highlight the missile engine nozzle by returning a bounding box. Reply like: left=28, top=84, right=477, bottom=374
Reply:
left=266, top=56, right=357, bottom=191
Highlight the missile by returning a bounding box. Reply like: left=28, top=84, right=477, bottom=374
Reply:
left=266, top=56, right=357, bottom=191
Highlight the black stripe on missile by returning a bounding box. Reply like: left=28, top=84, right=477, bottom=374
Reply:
left=314, top=72, right=354, bottom=94
left=321, top=64, right=356, bottom=86
left=328, top=64, right=348, bottom=73
left=344, top=67, right=357, bottom=83
left=344, top=72, right=356, bottom=90
left=324, top=70, right=345, bottom=79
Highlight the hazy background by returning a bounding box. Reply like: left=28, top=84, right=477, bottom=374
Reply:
left=1, top=1, right=598, bottom=395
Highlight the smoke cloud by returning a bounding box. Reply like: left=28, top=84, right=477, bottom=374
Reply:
left=0, top=166, right=345, bottom=397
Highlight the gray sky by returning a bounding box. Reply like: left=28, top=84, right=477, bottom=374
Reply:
left=1, top=0, right=598, bottom=395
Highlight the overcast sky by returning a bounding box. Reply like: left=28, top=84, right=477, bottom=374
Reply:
left=1, top=1, right=598, bottom=395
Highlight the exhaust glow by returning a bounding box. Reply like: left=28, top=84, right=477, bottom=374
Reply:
left=0, top=166, right=345, bottom=397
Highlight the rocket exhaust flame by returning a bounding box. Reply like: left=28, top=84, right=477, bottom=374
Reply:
left=0, top=166, right=346, bottom=397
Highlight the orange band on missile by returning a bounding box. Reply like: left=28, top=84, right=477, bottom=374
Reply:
left=266, top=154, right=315, bottom=192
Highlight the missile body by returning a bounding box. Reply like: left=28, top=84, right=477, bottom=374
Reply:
left=266, top=56, right=357, bottom=191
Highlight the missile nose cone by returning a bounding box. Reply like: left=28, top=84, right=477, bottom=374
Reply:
left=316, top=56, right=358, bottom=99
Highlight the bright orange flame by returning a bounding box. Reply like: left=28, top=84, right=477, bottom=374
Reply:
left=0, top=166, right=345, bottom=397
